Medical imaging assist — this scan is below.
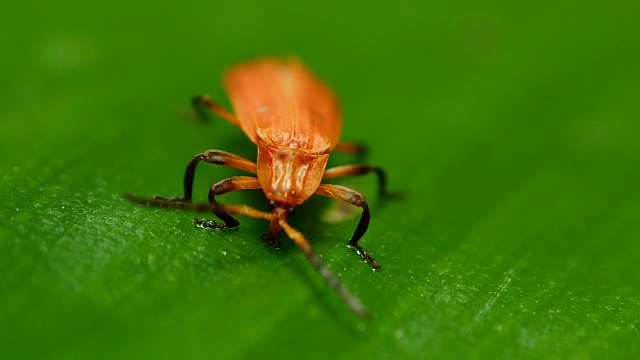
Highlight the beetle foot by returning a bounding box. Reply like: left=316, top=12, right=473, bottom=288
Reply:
left=194, top=218, right=226, bottom=229
left=349, top=243, right=380, bottom=270
left=261, top=232, right=281, bottom=248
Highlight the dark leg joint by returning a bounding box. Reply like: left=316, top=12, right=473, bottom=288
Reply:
left=374, top=168, right=387, bottom=198
left=353, top=166, right=386, bottom=198
left=202, top=150, right=227, bottom=164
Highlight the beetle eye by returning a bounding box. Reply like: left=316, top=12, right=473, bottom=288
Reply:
left=269, top=200, right=278, bottom=208
left=287, top=206, right=297, bottom=215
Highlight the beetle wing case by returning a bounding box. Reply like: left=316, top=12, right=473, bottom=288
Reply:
left=223, top=57, right=342, bottom=153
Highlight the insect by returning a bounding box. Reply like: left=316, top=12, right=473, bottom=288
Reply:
left=126, top=57, right=387, bottom=317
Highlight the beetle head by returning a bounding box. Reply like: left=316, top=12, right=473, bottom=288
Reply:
left=257, top=142, right=328, bottom=205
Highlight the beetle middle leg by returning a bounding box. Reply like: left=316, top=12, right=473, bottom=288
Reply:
left=194, top=176, right=261, bottom=229
left=323, top=164, right=387, bottom=198
left=314, top=184, right=380, bottom=269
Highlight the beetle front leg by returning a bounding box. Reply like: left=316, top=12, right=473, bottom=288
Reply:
left=182, top=150, right=257, bottom=201
left=314, top=184, right=379, bottom=269
left=144, top=150, right=257, bottom=205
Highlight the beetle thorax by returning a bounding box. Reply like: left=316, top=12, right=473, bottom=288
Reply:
left=257, top=142, right=329, bottom=205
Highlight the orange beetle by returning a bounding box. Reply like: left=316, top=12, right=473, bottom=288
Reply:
left=128, top=57, right=386, bottom=317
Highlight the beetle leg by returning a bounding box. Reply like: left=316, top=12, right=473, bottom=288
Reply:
left=149, top=151, right=257, bottom=203
left=192, top=94, right=240, bottom=126
left=125, top=192, right=271, bottom=218
left=261, top=216, right=283, bottom=249
left=333, top=142, right=368, bottom=156
left=179, top=150, right=257, bottom=202
left=216, top=203, right=274, bottom=220
left=314, top=184, right=380, bottom=269
left=323, top=164, right=387, bottom=198
left=194, top=176, right=262, bottom=229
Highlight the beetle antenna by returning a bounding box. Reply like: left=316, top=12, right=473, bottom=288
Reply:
left=123, top=193, right=217, bottom=213
left=279, top=219, right=371, bottom=319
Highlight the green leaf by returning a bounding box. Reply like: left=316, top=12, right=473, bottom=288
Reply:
left=2, top=1, right=639, bottom=358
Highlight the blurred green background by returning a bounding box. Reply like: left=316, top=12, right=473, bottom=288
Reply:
left=1, top=0, right=639, bottom=358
